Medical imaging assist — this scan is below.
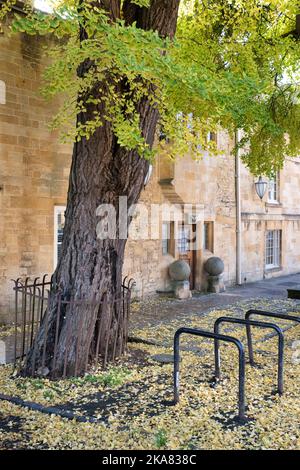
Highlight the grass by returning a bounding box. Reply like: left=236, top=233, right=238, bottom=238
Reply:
left=154, top=429, right=168, bottom=448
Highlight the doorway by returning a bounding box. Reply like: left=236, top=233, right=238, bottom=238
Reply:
left=177, top=224, right=197, bottom=289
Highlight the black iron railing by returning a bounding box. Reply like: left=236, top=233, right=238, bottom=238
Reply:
left=11, top=275, right=135, bottom=378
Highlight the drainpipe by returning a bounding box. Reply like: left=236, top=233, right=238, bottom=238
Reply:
left=235, top=129, right=242, bottom=285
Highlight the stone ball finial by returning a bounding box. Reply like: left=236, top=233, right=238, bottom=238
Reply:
left=169, top=259, right=191, bottom=281
left=204, top=257, right=224, bottom=276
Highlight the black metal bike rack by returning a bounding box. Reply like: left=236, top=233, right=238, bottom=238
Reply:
left=214, top=317, right=284, bottom=395
left=245, top=309, right=300, bottom=371
left=173, top=327, right=246, bottom=421
left=171, top=309, right=296, bottom=422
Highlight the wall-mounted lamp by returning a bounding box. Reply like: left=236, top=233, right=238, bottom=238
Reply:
left=255, top=176, right=268, bottom=200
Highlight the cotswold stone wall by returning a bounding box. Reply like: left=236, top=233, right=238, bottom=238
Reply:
left=0, top=25, right=72, bottom=322
left=1, top=15, right=300, bottom=321
left=240, top=157, right=300, bottom=283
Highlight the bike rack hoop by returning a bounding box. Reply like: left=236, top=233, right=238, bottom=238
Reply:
left=173, top=327, right=246, bottom=422
left=214, top=316, right=284, bottom=395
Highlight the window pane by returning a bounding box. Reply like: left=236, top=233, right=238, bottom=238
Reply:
left=178, top=227, right=190, bottom=254
left=268, top=173, right=279, bottom=202
left=162, top=222, right=170, bottom=255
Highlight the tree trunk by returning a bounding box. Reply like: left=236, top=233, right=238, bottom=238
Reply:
left=22, top=0, right=180, bottom=378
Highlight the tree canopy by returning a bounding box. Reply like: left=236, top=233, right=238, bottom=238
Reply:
left=2, top=0, right=300, bottom=175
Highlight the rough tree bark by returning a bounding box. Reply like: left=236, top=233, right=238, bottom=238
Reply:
left=22, top=0, right=180, bottom=377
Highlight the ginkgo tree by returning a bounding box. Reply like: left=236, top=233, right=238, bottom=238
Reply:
left=1, top=0, right=299, bottom=377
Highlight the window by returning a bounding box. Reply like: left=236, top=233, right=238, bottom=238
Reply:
left=268, top=172, right=279, bottom=203
left=54, top=206, right=66, bottom=268
left=162, top=222, right=170, bottom=255
left=207, top=131, right=217, bottom=143
left=177, top=226, right=190, bottom=254
left=265, top=230, right=281, bottom=269
left=203, top=222, right=214, bottom=252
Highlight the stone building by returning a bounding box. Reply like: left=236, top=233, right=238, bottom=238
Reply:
left=1, top=7, right=300, bottom=322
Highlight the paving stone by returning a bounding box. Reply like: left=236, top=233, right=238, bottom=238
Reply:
left=150, top=354, right=175, bottom=364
